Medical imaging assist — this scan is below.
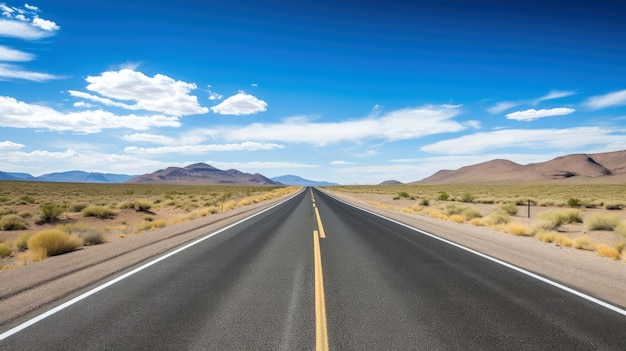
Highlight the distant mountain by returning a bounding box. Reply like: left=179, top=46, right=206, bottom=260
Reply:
left=379, top=180, right=403, bottom=185
left=271, top=175, right=339, bottom=186
left=126, top=163, right=281, bottom=185
left=0, top=170, right=134, bottom=183
left=415, top=150, right=626, bottom=184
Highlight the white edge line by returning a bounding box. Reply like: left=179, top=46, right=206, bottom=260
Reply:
left=0, top=188, right=305, bottom=341
left=322, top=190, right=626, bottom=318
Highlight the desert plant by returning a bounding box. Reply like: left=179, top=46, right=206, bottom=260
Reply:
left=59, top=223, right=106, bottom=246
left=419, top=198, right=430, bottom=206
left=567, top=198, right=582, bottom=207
left=437, top=191, right=450, bottom=201
left=572, top=236, right=594, bottom=250
left=37, top=204, right=64, bottom=223
left=27, top=229, right=82, bottom=257
left=14, top=232, right=32, bottom=251
left=459, top=193, right=474, bottom=203
left=596, top=244, right=620, bottom=260
left=538, top=210, right=583, bottom=228
left=604, top=201, right=624, bottom=210
left=82, top=206, right=116, bottom=219
left=485, top=211, right=510, bottom=225
left=69, top=203, right=88, bottom=212
left=585, top=214, right=622, bottom=231
left=553, top=234, right=573, bottom=247
left=499, top=203, right=519, bottom=216
left=536, top=230, right=556, bottom=243
left=507, top=222, right=530, bottom=236
left=0, top=214, right=27, bottom=230
left=0, top=242, right=12, bottom=257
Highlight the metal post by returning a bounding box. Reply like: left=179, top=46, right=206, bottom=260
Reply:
left=528, top=199, right=531, bottom=218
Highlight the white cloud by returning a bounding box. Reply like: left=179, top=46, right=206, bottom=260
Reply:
left=585, top=89, right=626, bottom=110
left=208, top=90, right=223, bottom=100
left=0, top=96, right=180, bottom=133
left=487, top=101, right=518, bottom=114
left=124, top=142, right=284, bottom=155
left=71, top=69, right=209, bottom=116
left=533, top=90, right=576, bottom=104
left=24, top=4, right=39, bottom=11
left=330, top=160, right=353, bottom=165
left=122, top=133, right=176, bottom=145
left=210, top=92, right=268, bottom=115
left=203, top=105, right=466, bottom=145
left=0, top=140, right=25, bottom=150
left=73, top=101, right=94, bottom=108
left=505, top=107, right=575, bottom=121
left=420, top=127, right=625, bottom=155
left=0, top=63, right=61, bottom=81
left=31, top=16, right=59, bottom=31
left=0, top=45, right=34, bottom=61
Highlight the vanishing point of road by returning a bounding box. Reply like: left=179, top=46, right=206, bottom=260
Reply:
left=2, top=187, right=626, bottom=350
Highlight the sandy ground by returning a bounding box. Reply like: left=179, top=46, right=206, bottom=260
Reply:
left=1, top=187, right=625, bottom=329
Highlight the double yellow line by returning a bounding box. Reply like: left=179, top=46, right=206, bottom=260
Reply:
left=311, top=189, right=328, bottom=351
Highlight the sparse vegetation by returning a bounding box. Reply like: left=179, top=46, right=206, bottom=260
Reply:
left=538, top=210, right=583, bottom=228
left=499, top=203, right=519, bottom=216
left=37, top=204, right=64, bottom=223
left=596, top=244, right=620, bottom=260
left=0, top=242, right=12, bottom=257
left=572, top=236, right=594, bottom=251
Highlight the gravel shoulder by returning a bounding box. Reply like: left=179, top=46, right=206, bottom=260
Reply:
left=321, top=189, right=626, bottom=311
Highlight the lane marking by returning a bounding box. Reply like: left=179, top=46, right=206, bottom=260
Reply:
left=0, top=189, right=305, bottom=341
left=313, top=230, right=329, bottom=351
left=322, top=191, right=626, bottom=318
left=314, top=206, right=326, bottom=239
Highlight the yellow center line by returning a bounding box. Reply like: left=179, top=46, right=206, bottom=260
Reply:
left=314, top=206, right=326, bottom=239
left=313, top=230, right=329, bottom=351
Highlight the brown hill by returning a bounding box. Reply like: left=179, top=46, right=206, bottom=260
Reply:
left=414, top=150, right=626, bottom=184
left=126, top=163, right=281, bottom=185
left=379, top=180, right=403, bottom=185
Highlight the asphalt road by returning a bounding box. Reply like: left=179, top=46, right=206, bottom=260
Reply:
left=2, top=187, right=626, bottom=350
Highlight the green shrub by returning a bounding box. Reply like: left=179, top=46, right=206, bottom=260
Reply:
left=82, top=206, right=116, bottom=218
left=437, top=191, right=450, bottom=201
left=459, top=193, right=474, bottom=203
left=38, top=204, right=63, bottom=223
left=27, top=229, right=82, bottom=257
left=420, top=198, right=430, bottom=206
left=0, top=214, right=27, bottom=230
left=118, top=199, right=153, bottom=211
left=20, top=195, right=35, bottom=204
left=397, top=192, right=410, bottom=199
left=0, top=242, right=12, bottom=257
left=69, top=203, right=88, bottom=212
left=586, top=214, right=622, bottom=231
left=499, top=203, right=519, bottom=216
left=567, top=198, right=582, bottom=207
left=486, top=211, right=510, bottom=225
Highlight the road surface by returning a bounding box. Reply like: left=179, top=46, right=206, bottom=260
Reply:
left=2, top=187, right=625, bottom=350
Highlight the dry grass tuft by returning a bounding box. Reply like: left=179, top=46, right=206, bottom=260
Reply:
left=506, top=222, right=530, bottom=236
left=596, top=244, right=620, bottom=260
left=535, top=230, right=556, bottom=243
left=449, top=214, right=466, bottom=223
left=572, top=236, right=595, bottom=251
left=27, top=229, right=82, bottom=257
left=585, top=214, right=622, bottom=231
left=538, top=209, right=583, bottom=227
left=553, top=234, right=573, bottom=247
left=0, top=214, right=27, bottom=230
left=0, top=242, right=12, bottom=257
left=82, top=206, right=116, bottom=218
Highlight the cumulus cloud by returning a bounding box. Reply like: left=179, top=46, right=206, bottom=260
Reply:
left=210, top=91, right=268, bottom=115
left=202, top=105, right=466, bottom=145
left=0, top=96, right=180, bottom=133
left=505, top=107, right=575, bottom=121
left=31, top=16, right=59, bottom=31
left=70, top=69, right=209, bottom=116
left=585, top=89, right=626, bottom=110
left=124, top=142, right=284, bottom=155
left=420, top=127, right=625, bottom=155
left=0, top=140, right=25, bottom=150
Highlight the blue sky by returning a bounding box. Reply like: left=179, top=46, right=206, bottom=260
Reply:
left=1, top=0, right=625, bottom=184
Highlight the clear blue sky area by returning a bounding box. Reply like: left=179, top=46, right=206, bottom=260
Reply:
left=1, top=0, right=625, bottom=183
